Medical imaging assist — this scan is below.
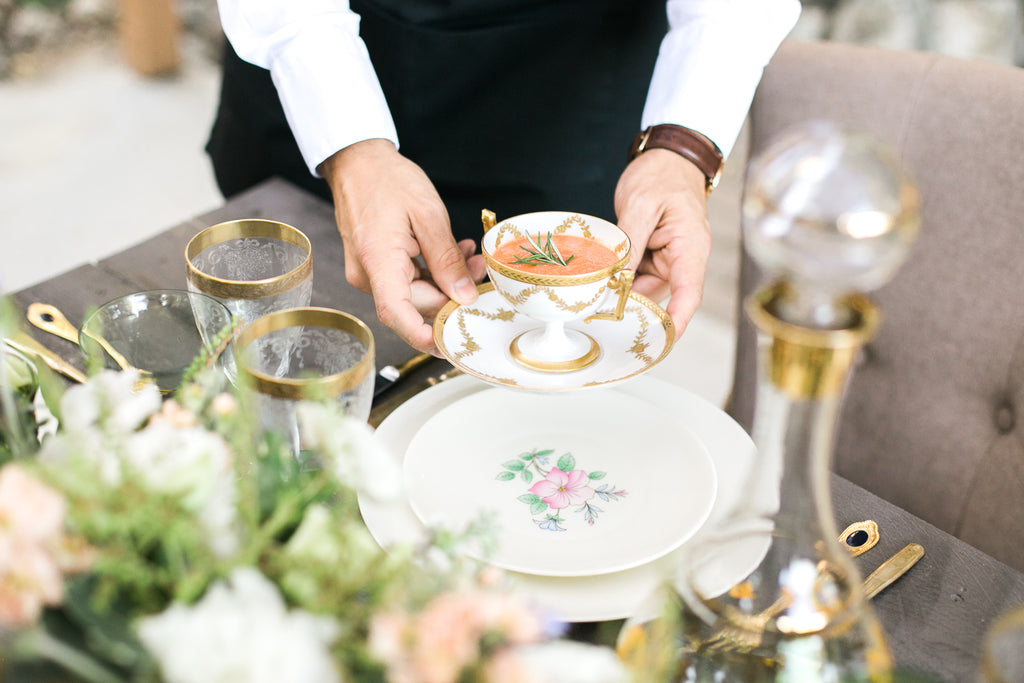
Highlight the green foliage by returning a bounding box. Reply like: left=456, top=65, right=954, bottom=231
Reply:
left=176, top=316, right=242, bottom=392
left=0, top=297, right=524, bottom=682
left=17, top=0, right=72, bottom=9
left=0, top=298, right=40, bottom=464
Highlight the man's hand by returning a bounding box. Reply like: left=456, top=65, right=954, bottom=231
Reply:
left=614, top=148, right=712, bottom=339
left=319, top=139, right=486, bottom=353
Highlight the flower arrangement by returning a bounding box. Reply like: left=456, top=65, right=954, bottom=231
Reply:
left=0, top=302, right=632, bottom=682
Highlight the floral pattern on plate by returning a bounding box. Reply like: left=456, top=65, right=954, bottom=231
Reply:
left=497, top=449, right=627, bottom=532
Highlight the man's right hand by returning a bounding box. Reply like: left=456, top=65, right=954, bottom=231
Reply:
left=319, top=139, right=486, bottom=353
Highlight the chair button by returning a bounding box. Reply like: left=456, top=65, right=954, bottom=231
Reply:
left=995, top=404, right=1015, bottom=434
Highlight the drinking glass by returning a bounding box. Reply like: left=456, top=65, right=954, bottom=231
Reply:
left=185, top=218, right=313, bottom=325
left=79, top=290, right=233, bottom=394
left=234, top=307, right=375, bottom=453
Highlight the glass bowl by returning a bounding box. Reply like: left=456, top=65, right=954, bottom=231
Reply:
left=80, top=289, right=234, bottom=393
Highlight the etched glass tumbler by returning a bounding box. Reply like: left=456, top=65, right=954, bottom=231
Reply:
left=235, top=308, right=375, bottom=453
left=185, top=218, right=313, bottom=326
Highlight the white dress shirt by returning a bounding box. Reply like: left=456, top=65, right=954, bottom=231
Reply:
left=217, top=0, right=801, bottom=176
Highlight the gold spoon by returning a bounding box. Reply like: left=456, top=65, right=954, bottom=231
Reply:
left=27, top=303, right=156, bottom=392
left=3, top=333, right=87, bottom=384
left=28, top=302, right=135, bottom=372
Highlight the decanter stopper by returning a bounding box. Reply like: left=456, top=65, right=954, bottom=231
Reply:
left=742, top=120, right=920, bottom=330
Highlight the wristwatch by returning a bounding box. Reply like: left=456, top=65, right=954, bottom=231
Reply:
left=628, top=124, right=724, bottom=194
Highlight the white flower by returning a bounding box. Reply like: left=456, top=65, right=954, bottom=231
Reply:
left=39, top=378, right=240, bottom=558
left=38, top=428, right=121, bottom=486
left=284, top=504, right=378, bottom=569
left=296, top=402, right=401, bottom=501
left=124, top=422, right=239, bottom=557
left=137, top=567, right=342, bottom=683
left=60, top=370, right=161, bottom=435
left=281, top=503, right=384, bottom=604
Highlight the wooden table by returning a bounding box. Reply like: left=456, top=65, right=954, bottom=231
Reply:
left=11, top=178, right=1024, bottom=682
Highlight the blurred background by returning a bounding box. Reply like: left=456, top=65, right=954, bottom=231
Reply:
left=0, top=0, right=1021, bottom=402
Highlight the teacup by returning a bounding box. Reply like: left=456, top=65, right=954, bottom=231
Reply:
left=481, top=210, right=634, bottom=372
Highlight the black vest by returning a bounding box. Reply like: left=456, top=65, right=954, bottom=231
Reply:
left=206, top=0, right=666, bottom=241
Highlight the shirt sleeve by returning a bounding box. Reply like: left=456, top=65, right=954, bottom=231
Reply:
left=216, top=0, right=399, bottom=176
left=643, top=0, right=802, bottom=159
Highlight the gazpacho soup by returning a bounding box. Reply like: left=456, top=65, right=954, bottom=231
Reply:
left=494, top=233, right=619, bottom=276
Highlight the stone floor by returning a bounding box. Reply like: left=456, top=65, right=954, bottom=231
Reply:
left=0, top=35, right=223, bottom=295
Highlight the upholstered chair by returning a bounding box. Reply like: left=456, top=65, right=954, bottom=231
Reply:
left=726, top=40, right=1024, bottom=571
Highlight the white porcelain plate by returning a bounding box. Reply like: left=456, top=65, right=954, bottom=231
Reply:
left=432, top=284, right=675, bottom=391
left=402, top=388, right=716, bottom=577
left=359, top=374, right=758, bottom=623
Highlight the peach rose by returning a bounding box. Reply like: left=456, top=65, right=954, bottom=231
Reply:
left=0, top=464, right=93, bottom=628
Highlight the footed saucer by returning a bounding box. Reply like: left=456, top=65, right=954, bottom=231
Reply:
left=433, top=284, right=675, bottom=391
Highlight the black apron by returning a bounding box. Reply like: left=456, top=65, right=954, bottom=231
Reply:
left=206, top=0, right=666, bottom=242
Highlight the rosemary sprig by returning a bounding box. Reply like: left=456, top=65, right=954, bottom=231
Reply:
left=510, top=232, right=575, bottom=267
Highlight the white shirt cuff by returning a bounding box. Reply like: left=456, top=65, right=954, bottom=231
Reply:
left=268, top=22, right=398, bottom=176
left=643, top=0, right=801, bottom=159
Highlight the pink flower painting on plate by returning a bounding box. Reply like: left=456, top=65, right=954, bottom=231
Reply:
left=495, top=449, right=627, bottom=532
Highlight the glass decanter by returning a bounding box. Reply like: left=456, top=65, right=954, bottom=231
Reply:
left=621, top=121, right=920, bottom=682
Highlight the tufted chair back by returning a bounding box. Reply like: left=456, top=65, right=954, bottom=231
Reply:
left=726, top=41, right=1024, bottom=571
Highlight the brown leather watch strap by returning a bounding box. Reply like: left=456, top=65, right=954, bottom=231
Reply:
left=629, top=124, right=724, bottom=193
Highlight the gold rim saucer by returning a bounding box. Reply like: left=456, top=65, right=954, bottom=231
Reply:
left=433, top=283, right=675, bottom=391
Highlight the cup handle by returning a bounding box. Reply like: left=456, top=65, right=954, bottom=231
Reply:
left=586, top=269, right=635, bottom=323
left=482, top=209, right=497, bottom=234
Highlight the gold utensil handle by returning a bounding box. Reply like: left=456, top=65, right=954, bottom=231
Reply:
left=29, top=301, right=134, bottom=371
left=862, top=543, right=925, bottom=599
left=839, top=519, right=881, bottom=557
left=27, top=302, right=80, bottom=344
left=4, top=333, right=87, bottom=384
left=393, top=350, right=434, bottom=376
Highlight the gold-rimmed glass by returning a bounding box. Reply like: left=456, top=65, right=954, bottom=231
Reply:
left=185, top=218, right=313, bottom=325
left=235, top=307, right=375, bottom=453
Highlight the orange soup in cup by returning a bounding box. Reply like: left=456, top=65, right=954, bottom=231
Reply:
left=493, top=234, right=619, bottom=276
